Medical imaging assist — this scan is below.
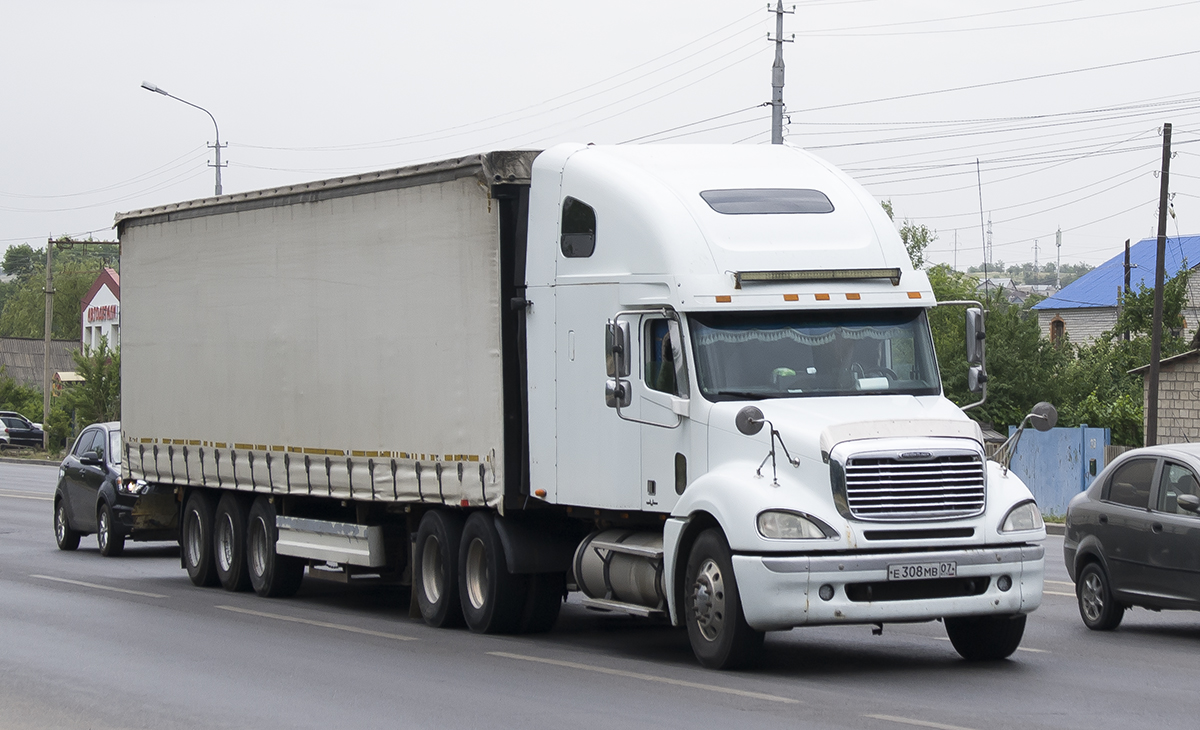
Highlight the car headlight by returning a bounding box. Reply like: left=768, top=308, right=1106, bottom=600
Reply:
left=117, top=479, right=149, bottom=495
left=757, top=510, right=835, bottom=539
left=1000, top=500, right=1044, bottom=532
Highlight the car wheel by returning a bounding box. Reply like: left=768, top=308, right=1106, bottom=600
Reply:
left=246, top=496, right=305, bottom=598
left=96, top=502, right=125, bottom=557
left=458, top=511, right=528, bottom=634
left=182, top=491, right=220, bottom=587
left=414, top=510, right=466, bottom=628
left=1077, top=561, right=1124, bottom=631
left=684, top=529, right=764, bottom=670
left=214, top=494, right=252, bottom=592
left=54, top=498, right=80, bottom=551
left=944, top=614, right=1026, bottom=660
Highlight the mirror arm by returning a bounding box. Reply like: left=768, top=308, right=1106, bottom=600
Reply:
left=615, top=399, right=682, bottom=429
left=939, top=299, right=988, bottom=412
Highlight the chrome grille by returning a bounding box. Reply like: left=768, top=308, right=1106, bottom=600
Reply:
left=843, top=453, right=985, bottom=521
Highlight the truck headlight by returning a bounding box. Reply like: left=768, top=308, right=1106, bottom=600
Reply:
left=1000, top=501, right=1043, bottom=532
left=757, top=510, right=835, bottom=539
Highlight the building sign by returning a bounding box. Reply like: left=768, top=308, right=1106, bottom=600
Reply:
left=88, top=304, right=118, bottom=322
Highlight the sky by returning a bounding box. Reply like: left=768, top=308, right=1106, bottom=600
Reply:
left=3, top=0, right=1199, bottom=274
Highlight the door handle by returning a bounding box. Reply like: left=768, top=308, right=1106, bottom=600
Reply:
left=1152, top=523, right=1164, bottom=534
left=1098, top=514, right=1108, bottom=524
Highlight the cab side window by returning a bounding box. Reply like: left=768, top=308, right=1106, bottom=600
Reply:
left=645, top=319, right=678, bottom=395
left=560, top=197, right=596, bottom=258
left=1156, top=461, right=1199, bottom=515
left=1105, top=458, right=1155, bottom=509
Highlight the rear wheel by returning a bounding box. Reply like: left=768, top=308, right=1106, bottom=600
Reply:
left=944, top=614, right=1027, bottom=660
left=214, top=494, right=252, bottom=592
left=54, top=498, right=80, bottom=551
left=684, top=529, right=764, bottom=670
left=1077, top=561, right=1124, bottom=631
left=518, top=572, right=565, bottom=634
left=97, top=502, right=125, bottom=557
left=414, top=510, right=465, bottom=628
left=182, top=491, right=220, bottom=587
left=246, top=496, right=304, bottom=598
left=458, top=512, right=527, bottom=634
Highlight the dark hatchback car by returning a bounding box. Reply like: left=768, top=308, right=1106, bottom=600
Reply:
left=53, top=421, right=177, bottom=556
left=1, top=412, right=45, bottom=448
left=1064, top=444, right=1200, bottom=629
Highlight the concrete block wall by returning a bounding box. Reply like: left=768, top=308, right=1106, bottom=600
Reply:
left=1143, top=356, right=1200, bottom=444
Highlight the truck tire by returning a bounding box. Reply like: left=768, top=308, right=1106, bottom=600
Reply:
left=97, top=502, right=125, bottom=557
left=944, top=614, right=1027, bottom=661
left=1077, top=561, right=1124, bottom=631
left=214, top=494, right=252, bottom=592
left=518, top=571, right=565, bottom=634
left=414, top=510, right=465, bottom=628
left=458, top=511, right=528, bottom=634
left=54, top=498, right=80, bottom=551
left=683, top=529, right=764, bottom=670
left=182, top=491, right=220, bottom=587
left=246, top=496, right=305, bottom=598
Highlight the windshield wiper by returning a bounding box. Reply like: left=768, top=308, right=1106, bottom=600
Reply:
left=709, top=389, right=775, bottom=399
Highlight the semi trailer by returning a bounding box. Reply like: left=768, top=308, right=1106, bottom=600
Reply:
left=115, top=143, right=1045, bottom=669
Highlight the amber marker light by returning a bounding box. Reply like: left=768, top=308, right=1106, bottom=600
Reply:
left=534, top=489, right=547, bottom=497
left=845, top=293, right=861, bottom=300
left=716, top=295, right=732, bottom=303
left=908, top=291, right=923, bottom=299
left=815, top=293, right=830, bottom=301
left=783, top=294, right=799, bottom=301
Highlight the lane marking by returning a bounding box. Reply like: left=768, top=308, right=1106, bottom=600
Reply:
left=1044, top=590, right=1076, bottom=597
left=866, top=714, right=977, bottom=730
left=216, top=605, right=417, bottom=641
left=0, top=490, right=52, bottom=501
left=1045, top=580, right=1075, bottom=587
left=931, top=636, right=1048, bottom=653
left=30, top=574, right=167, bottom=598
left=488, top=651, right=800, bottom=704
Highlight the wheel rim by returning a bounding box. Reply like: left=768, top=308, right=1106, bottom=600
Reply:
left=216, top=513, right=235, bottom=572
left=691, top=558, right=726, bottom=642
left=55, top=503, right=67, bottom=543
left=98, top=509, right=109, bottom=550
left=421, top=534, right=443, bottom=604
left=185, top=509, right=203, bottom=569
left=464, top=537, right=488, bottom=610
left=1081, top=571, right=1105, bottom=623
left=248, top=517, right=269, bottom=578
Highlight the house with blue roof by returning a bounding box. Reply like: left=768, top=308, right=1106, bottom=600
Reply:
left=1031, top=235, right=1200, bottom=345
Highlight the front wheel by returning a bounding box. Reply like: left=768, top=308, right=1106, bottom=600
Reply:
left=97, top=502, right=125, bottom=557
left=54, top=498, right=80, bottom=551
left=683, top=529, right=764, bottom=670
left=944, top=614, right=1027, bottom=661
left=1077, top=562, right=1124, bottom=631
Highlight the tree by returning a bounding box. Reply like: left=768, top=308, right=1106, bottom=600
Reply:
left=2, top=244, right=38, bottom=279
left=64, top=336, right=120, bottom=426
left=881, top=200, right=936, bottom=269
left=0, top=264, right=103, bottom=340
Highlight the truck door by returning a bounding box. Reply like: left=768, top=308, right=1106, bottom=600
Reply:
left=637, top=315, right=695, bottom=513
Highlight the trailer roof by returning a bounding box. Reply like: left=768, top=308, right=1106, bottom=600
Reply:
left=114, top=150, right=538, bottom=233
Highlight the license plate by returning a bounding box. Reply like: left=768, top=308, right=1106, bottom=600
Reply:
left=887, top=561, right=957, bottom=581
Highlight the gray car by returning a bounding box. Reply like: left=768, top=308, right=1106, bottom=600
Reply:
left=1064, top=443, right=1200, bottom=630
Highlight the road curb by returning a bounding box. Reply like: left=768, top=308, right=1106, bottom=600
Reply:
left=0, top=456, right=60, bottom=467
left=1045, top=522, right=1065, bottom=535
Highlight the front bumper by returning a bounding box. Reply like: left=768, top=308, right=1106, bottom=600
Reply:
left=113, top=485, right=177, bottom=535
left=733, top=544, right=1044, bottom=631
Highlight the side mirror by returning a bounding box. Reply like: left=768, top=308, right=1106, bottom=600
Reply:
left=80, top=452, right=103, bottom=466
left=605, top=319, right=631, bottom=378
left=735, top=406, right=765, bottom=436
left=965, top=307, right=985, bottom=365
left=605, top=379, right=631, bottom=409
left=968, top=365, right=987, bottom=394
left=1178, top=494, right=1200, bottom=513
left=1030, top=401, right=1058, bottom=432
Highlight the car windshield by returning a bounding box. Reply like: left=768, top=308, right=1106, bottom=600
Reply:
left=689, top=308, right=941, bottom=401
left=109, top=430, right=121, bottom=465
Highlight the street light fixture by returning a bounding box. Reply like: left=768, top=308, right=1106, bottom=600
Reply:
left=141, top=81, right=225, bottom=195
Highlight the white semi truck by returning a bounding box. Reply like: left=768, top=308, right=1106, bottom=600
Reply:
left=115, top=143, right=1045, bottom=669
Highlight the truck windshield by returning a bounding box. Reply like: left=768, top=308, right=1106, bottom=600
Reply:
left=689, top=309, right=941, bottom=400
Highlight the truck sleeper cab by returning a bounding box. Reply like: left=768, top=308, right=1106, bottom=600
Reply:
left=114, top=143, right=1044, bottom=672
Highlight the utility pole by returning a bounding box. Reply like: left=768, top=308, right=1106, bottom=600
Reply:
left=1124, top=238, right=1131, bottom=342
left=1055, top=228, right=1062, bottom=290
left=1032, top=239, right=1039, bottom=287
left=953, top=230, right=958, bottom=271
left=769, top=2, right=794, bottom=144
left=42, top=239, right=54, bottom=450
left=1147, top=122, right=1173, bottom=446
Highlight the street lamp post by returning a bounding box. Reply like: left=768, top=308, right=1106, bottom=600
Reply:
left=141, top=81, right=225, bottom=195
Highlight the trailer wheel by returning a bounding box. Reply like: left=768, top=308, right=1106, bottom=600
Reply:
left=183, top=491, right=220, bottom=586
left=458, top=511, right=527, bottom=634
left=246, top=496, right=304, bottom=598
left=54, top=497, right=80, bottom=551
left=214, top=494, right=252, bottom=592
left=683, top=529, right=763, bottom=670
left=97, top=502, right=125, bottom=557
left=414, top=510, right=465, bottom=628
left=518, top=571, right=565, bottom=634
left=944, top=614, right=1026, bottom=661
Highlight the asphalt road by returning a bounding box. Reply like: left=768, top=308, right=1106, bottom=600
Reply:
left=3, top=460, right=1199, bottom=730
